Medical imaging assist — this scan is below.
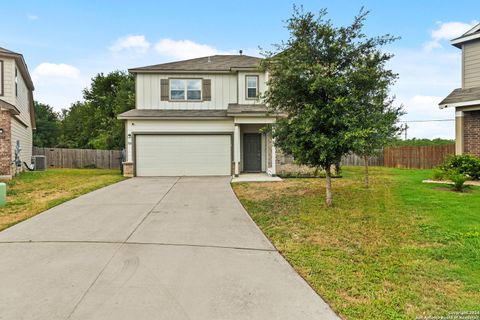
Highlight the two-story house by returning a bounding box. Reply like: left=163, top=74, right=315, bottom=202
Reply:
left=118, top=54, right=278, bottom=177
left=0, top=47, right=35, bottom=179
left=439, top=23, right=480, bottom=156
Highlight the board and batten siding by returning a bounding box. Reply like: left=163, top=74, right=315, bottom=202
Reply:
left=237, top=71, right=266, bottom=105
left=125, top=119, right=235, bottom=162
left=14, top=61, right=31, bottom=128
left=11, top=120, right=32, bottom=164
left=136, top=73, right=237, bottom=110
left=1, top=58, right=15, bottom=105
left=463, top=41, right=480, bottom=89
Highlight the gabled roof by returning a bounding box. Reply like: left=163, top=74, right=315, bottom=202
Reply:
left=0, top=46, right=36, bottom=128
left=0, top=46, right=34, bottom=90
left=129, top=55, right=262, bottom=73
left=451, top=23, right=480, bottom=48
left=0, top=47, right=19, bottom=55
left=439, top=87, right=480, bottom=108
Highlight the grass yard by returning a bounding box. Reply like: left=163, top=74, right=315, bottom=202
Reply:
left=233, top=167, right=480, bottom=320
left=0, top=169, right=126, bottom=231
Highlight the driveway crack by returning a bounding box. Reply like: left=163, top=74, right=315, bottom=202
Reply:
left=64, top=176, right=181, bottom=320
left=124, top=176, right=181, bottom=242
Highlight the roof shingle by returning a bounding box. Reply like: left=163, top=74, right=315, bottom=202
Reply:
left=117, top=109, right=228, bottom=119
left=439, top=87, right=480, bottom=107
left=129, top=55, right=262, bottom=73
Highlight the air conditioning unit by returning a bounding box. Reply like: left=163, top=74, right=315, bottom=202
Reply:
left=32, top=155, right=46, bottom=171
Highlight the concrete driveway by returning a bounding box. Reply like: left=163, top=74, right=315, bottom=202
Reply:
left=0, top=177, right=339, bottom=320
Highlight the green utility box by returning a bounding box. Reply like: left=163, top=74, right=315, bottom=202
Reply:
left=0, top=182, right=6, bottom=207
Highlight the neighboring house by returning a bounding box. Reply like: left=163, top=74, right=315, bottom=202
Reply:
left=118, top=54, right=278, bottom=177
left=440, top=23, right=480, bottom=156
left=0, top=47, right=35, bottom=179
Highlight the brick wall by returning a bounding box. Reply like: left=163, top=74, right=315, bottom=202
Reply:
left=0, top=110, right=12, bottom=176
left=464, top=110, right=480, bottom=156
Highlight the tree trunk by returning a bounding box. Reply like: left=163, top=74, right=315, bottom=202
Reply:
left=364, top=155, right=369, bottom=188
left=325, top=165, right=333, bottom=207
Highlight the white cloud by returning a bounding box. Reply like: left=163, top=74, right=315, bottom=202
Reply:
left=398, top=95, right=455, bottom=139
left=424, top=21, right=477, bottom=51
left=389, top=47, right=458, bottom=139
left=154, top=38, right=233, bottom=60
left=32, top=63, right=84, bottom=111
left=27, top=13, right=39, bottom=20
left=32, top=63, right=80, bottom=81
left=109, top=35, right=150, bottom=53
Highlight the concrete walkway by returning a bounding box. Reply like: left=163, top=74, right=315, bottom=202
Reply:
left=0, top=177, right=339, bottom=320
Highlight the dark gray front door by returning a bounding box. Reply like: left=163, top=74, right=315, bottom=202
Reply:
left=243, top=133, right=262, bottom=172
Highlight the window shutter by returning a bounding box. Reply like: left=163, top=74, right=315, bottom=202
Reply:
left=161, top=79, right=169, bottom=101
left=202, top=79, right=211, bottom=101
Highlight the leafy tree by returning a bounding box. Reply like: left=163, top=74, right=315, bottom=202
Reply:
left=59, top=71, right=134, bottom=149
left=349, top=55, right=404, bottom=187
left=261, top=7, right=397, bottom=206
left=59, top=101, right=97, bottom=148
left=33, top=101, right=61, bottom=147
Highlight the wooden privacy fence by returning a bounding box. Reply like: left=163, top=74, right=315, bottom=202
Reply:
left=341, top=153, right=384, bottom=167
left=33, top=147, right=122, bottom=169
left=383, top=144, right=455, bottom=169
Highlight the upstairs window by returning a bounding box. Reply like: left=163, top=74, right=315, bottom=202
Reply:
left=246, top=75, right=258, bottom=99
left=170, top=79, right=202, bottom=101
left=15, top=67, right=18, bottom=97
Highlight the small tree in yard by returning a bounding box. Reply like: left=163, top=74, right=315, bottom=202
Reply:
left=350, top=86, right=404, bottom=187
left=261, top=7, right=398, bottom=206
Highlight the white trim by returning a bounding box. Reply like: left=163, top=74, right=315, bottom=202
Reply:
left=456, top=110, right=464, bottom=117
left=234, top=124, right=240, bottom=176
left=234, top=116, right=276, bottom=124
left=451, top=32, right=480, bottom=47
left=439, top=99, right=480, bottom=109
left=246, top=75, right=258, bottom=99
left=462, top=23, right=480, bottom=36
left=270, top=135, right=276, bottom=176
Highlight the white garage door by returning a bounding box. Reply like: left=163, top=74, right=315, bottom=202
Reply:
left=135, top=134, right=231, bottom=176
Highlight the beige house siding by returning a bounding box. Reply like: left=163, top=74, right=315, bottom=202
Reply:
left=14, top=61, right=31, bottom=127
left=11, top=119, right=32, bottom=165
left=0, top=56, right=34, bottom=174
left=125, top=119, right=235, bottom=162
left=1, top=58, right=15, bottom=104
left=463, top=41, right=480, bottom=88
left=136, top=73, right=237, bottom=110
left=237, top=71, right=266, bottom=105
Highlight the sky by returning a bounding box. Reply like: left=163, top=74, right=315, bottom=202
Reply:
left=1, top=0, right=479, bottom=139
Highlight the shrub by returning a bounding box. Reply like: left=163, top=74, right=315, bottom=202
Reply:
left=438, top=154, right=480, bottom=180
left=448, top=171, right=469, bottom=192
left=432, top=168, right=447, bottom=181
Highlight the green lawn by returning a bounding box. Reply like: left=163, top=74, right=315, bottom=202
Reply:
left=0, top=169, right=126, bottom=231
left=233, top=167, right=480, bottom=320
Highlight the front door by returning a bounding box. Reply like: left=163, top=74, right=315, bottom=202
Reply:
left=243, top=133, right=262, bottom=172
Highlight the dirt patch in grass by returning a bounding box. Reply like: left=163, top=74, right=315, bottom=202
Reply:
left=234, top=178, right=355, bottom=202
left=433, top=186, right=474, bottom=193
left=0, top=169, right=126, bottom=231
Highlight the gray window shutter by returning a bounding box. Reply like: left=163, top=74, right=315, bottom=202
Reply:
left=202, top=79, right=211, bottom=101
left=161, top=79, right=169, bottom=101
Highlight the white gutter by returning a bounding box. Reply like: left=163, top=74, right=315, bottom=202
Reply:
left=439, top=99, right=480, bottom=109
